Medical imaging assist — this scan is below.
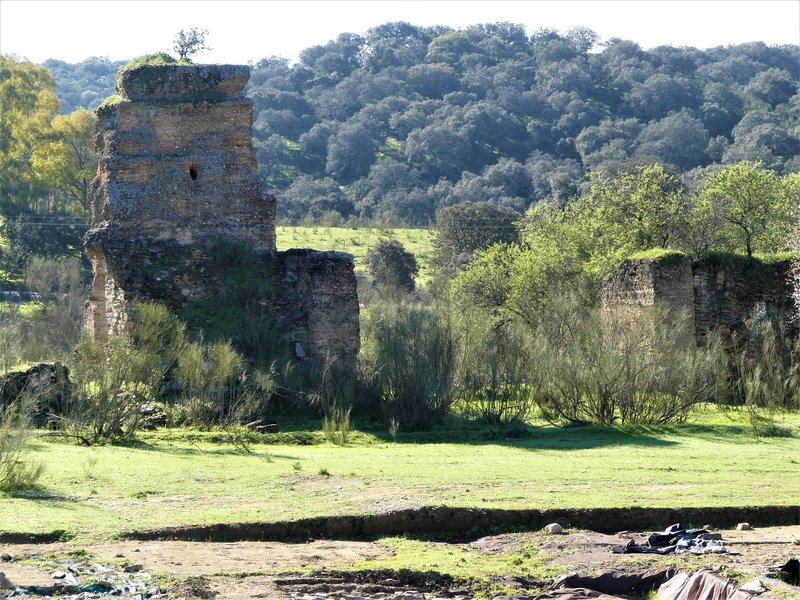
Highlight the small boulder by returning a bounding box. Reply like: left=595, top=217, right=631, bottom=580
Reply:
left=0, top=553, right=13, bottom=562
left=544, top=523, right=563, bottom=534
left=740, top=578, right=767, bottom=594
left=736, top=522, right=752, bottom=531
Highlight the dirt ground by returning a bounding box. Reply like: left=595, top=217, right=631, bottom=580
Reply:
left=2, top=526, right=799, bottom=599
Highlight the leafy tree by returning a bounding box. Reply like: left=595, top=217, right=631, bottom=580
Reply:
left=300, top=32, right=364, bottom=79
left=624, top=74, right=702, bottom=120
left=698, top=162, right=791, bottom=257
left=362, top=22, right=436, bottom=71
left=44, top=25, right=800, bottom=227
left=0, top=55, right=60, bottom=214
left=433, top=201, right=520, bottom=272
left=634, top=110, right=709, bottom=170
left=31, top=108, right=97, bottom=211
left=325, top=120, right=378, bottom=183
left=406, top=63, right=458, bottom=98
left=172, top=28, right=211, bottom=61
left=585, top=164, right=690, bottom=251
left=2, top=211, right=88, bottom=266
left=426, top=31, right=475, bottom=63
left=277, top=175, right=352, bottom=223
left=366, top=238, right=419, bottom=290
left=745, top=68, right=798, bottom=108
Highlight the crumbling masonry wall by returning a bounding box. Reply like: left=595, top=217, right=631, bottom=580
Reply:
left=793, top=219, right=800, bottom=322
left=603, top=255, right=795, bottom=347
left=84, top=64, right=359, bottom=366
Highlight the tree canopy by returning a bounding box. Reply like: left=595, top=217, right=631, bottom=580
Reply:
left=18, top=25, right=800, bottom=227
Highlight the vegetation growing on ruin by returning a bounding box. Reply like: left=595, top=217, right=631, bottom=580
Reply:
left=627, top=248, right=688, bottom=263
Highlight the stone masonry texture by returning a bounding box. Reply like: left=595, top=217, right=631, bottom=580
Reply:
left=793, top=218, right=800, bottom=322
left=84, top=64, right=359, bottom=368
left=603, top=254, right=796, bottom=347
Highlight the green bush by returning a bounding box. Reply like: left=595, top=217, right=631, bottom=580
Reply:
left=362, top=299, right=456, bottom=429
left=455, top=312, right=535, bottom=425
left=0, top=305, right=21, bottom=374
left=366, top=239, right=419, bottom=291
left=64, top=301, right=188, bottom=443
left=17, top=256, right=86, bottom=363
left=530, top=296, right=724, bottom=425
left=322, top=405, right=352, bottom=445
left=0, top=396, right=43, bottom=491
left=176, top=340, right=243, bottom=427
left=729, top=304, right=799, bottom=416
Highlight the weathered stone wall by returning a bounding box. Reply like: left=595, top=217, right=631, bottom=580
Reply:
left=601, top=256, right=696, bottom=347
left=792, top=219, right=800, bottom=322
left=84, top=64, right=359, bottom=368
left=603, top=255, right=795, bottom=347
left=90, top=64, right=276, bottom=250
left=692, top=256, right=794, bottom=345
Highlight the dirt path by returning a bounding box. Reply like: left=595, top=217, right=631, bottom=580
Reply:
left=2, top=526, right=799, bottom=599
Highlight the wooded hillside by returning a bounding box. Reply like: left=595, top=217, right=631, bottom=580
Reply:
left=44, top=23, right=800, bottom=226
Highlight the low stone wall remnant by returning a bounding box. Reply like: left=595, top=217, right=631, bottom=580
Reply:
left=603, top=254, right=795, bottom=347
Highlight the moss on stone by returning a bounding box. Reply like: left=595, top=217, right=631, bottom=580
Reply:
left=121, top=52, right=180, bottom=71
left=628, top=248, right=687, bottom=264
left=95, top=94, right=130, bottom=126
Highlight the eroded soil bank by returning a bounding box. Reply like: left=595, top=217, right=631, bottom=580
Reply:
left=2, top=525, right=799, bottom=599
left=118, top=505, right=800, bottom=543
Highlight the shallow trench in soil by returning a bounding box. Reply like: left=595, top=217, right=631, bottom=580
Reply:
left=1, top=525, right=799, bottom=599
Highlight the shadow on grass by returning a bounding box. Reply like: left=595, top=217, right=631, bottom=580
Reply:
left=362, top=417, right=680, bottom=450
left=37, top=410, right=796, bottom=457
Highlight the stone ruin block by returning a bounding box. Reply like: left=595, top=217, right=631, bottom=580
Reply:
left=603, top=254, right=795, bottom=348
left=84, top=63, right=359, bottom=369
left=601, top=255, right=696, bottom=348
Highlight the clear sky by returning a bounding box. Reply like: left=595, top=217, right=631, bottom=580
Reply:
left=1, top=0, right=798, bottom=65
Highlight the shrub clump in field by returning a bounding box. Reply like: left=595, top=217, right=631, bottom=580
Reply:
left=0, top=395, right=43, bottom=491
left=530, top=297, right=725, bottom=425
left=366, top=239, right=419, bottom=291
left=361, top=299, right=456, bottom=429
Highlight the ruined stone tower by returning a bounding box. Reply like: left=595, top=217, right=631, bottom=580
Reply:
left=84, top=63, right=359, bottom=367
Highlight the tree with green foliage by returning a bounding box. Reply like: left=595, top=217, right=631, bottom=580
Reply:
left=698, top=162, right=791, bottom=257
left=366, top=238, right=419, bottom=291
left=432, top=201, right=520, bottom=273
left=41, top=28, right=800, bottom=226
left=585, top=164, right=690, bottom=252
left=31, top=108, right=96, bottom=212
left=172, top=28, right=211, bottom=61
left=0, top=55, right=60, bottom=214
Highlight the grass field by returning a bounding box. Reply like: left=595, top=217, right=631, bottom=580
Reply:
left=3, top=409, right=799, bottom=542
left=276, top=225, right=436, bottom=283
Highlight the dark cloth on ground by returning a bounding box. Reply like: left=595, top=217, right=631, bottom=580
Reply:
left=655, top=569, right=754, bottom=600
left=612, top=523, right=726, bottom=555
left=767, top=558, right=799, bottom=585
left=554, top=568, right=678, bottom=596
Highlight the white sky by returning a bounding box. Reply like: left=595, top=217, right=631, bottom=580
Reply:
left=1, top=0, right=799, bottom=65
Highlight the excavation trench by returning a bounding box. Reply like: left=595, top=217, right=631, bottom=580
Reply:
left=117, top=505, right=800, bottom=543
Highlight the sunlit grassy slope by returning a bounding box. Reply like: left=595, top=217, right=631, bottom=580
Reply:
left=3, top=409, right=799, bottom=542
left=276, top=225, right=436, bottom=283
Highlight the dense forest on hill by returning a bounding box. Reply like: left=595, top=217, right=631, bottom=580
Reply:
left=44, top=57, right=126, bottom=113
left=36, top=23, right=800, bottom=226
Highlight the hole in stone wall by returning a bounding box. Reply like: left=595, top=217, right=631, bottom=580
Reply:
left=189, top=165, right=199, bottom=181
